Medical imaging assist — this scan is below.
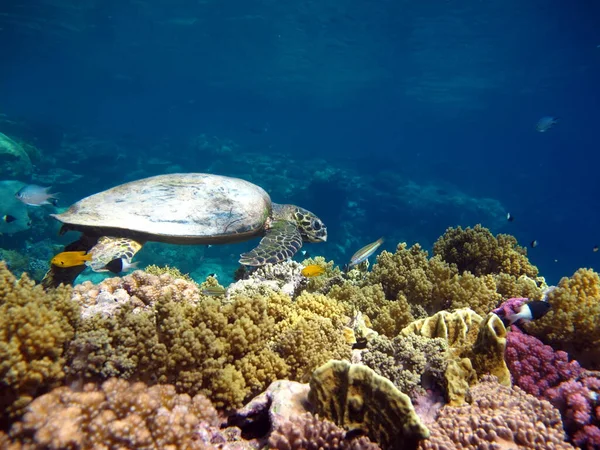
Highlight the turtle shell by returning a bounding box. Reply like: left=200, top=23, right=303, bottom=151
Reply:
left=52, top=173, right=272, bottom=244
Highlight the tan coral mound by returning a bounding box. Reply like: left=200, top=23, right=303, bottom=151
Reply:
left=67, top=282, right=351, bottom=410
left=527, top=268, right=600, bottom=355
left=432, top=224, right=538, bottom=278
left=5, top=378, right=221, bottom=450
left=0, top=262, right=79, bottom=422
left=419, top=376, right=574, bottom=449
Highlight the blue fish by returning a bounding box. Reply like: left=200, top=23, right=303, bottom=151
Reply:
left=535, top=116, right=559, bottom=132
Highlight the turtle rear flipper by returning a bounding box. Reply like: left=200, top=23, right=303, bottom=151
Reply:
left=87, top=236, right=143, bottom=271
left=239, top=220, right=302, bottom=266
left=41, top=235, right=99, bottom=289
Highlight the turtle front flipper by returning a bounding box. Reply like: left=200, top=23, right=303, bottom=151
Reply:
left=239, top=220, right=302, bottom=266
left=87, top=236, right=143, bottom=272
left=41, top=235, right=100, bottom=289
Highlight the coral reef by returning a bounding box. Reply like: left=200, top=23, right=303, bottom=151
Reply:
left=505, top=328, right=582, bottom=397
left=527, top=268, right=600, bottom=368
left=5, top=378, right=223, bottom=449
left=361, top=334, right=449, bottom=400
left=364, top=240, right=539, bottom=317
left=432, top=224, right=538, bottom=278
left=0, top=263, right=79, bottom=424
left=67, top=281, right=351, bottom=410
left=418, top=376, right=574, bottom=449
left=0, top=132, right=32, bottom=178
left=402, top=309, right=510, bottom=405
left=308, top=359, right=430, bottom=450
left=546, top=373, right=600, bottom=449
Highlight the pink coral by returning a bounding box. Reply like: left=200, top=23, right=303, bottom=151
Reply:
left=546, top=374, right=600, bottom=449
left=505, top=328, right=582, bottom=397
left=493, top=297, right=528, bottom=322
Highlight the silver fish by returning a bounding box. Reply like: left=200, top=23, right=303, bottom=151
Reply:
left=15, top=184, right=58, bottom=206
left=348, top=237, right=384, bottom=268
left=536, top=116, right=559, bottom=132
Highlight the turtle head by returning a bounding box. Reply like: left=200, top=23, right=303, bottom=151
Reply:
left=293, top=207, right=327, bottom=243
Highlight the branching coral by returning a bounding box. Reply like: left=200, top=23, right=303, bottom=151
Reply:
left=526, top=268, right=600, bottom=366
left=0, top=262, right=79, bottom=424
left=6, top=378, right=222, bottom=449
left=364, top=242, right=532, bottom=317
left=361, top=334, right=448, bottom=400
left=67, top=283, right=351, bottom=410
left=432, top=224, right=538, bottom=278
left=418, top=376, right=574, bottom=449
left=327, top=283, right=414, bottom=338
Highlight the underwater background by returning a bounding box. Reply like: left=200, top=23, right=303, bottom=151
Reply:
left=3, top=2, right=600, bottom=450
left=1, top=0, right=599, bottom=284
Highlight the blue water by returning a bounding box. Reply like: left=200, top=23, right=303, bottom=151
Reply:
left=1, top=0, right=599, bottom=284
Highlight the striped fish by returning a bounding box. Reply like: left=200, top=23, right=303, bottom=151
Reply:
left=347, top=237, right=384, bottom=268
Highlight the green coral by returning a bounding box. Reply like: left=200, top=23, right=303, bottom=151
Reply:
left=0, top=262, right=79, bottom=423
left=361, top=334, right=449, bottom=399
left=66, top=287, right=351, bottom=410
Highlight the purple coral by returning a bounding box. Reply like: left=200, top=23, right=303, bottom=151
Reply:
left=546, top=375, right=600, bottom=449
left=493, top=297, right=528, bottom=320
left=505, top=328, right=582, bottom=397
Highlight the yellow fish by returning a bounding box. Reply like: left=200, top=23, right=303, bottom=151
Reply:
left=301, top=264, right=326, bottom=277
left=51, top=251, right=92, bottom=268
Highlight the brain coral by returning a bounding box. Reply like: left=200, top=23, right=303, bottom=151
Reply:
left=526, top=268, right=600, bottom=367
left=0, top=262, right=79, bottom=424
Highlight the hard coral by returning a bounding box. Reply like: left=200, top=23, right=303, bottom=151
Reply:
left=527, top=268, right=600, bottom=367
left=309, top=360, right=430, bottom=450
left=546, top=374, right=600, bottom=449
left=361, top=334, right=449, bottom=400
left=7, top=378, right=221, bottom=449
left=432, top=224, right=538, bottom=278
left=67, top=284, right=350, bottom=411
left=0, top=262, right=79, bottom=424
left=269, top=413, right=381, bottom=450
left=418, top=376, right=574, bottom=449
left=505, top=328, right=582, bottom=398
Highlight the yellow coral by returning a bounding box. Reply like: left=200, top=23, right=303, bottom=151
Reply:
left=0, top=262, right=79, bottom=422
left=527, top=268, right=600, bottom=362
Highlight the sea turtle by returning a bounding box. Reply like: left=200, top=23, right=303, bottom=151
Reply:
left=41, top=173, right=327, bottom=288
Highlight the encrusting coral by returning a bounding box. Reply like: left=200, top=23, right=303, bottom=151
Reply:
left=5, top=378, right=222, bottom=449
left=418, top=376, right=574, bottom=449
left=0, top=262, right=79, bottom=424
left=361, top=334, right=449, bottom=400
left=526, top=268, right=600, bottom=367
left=401, top=308, right=510, bottom=405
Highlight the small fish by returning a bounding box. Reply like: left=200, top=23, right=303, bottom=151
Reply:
left=301, top=264, right=326, bottom=277
left=536, top=116, right=559, bottom=132
left=104, top=258, right=139, bottom=274
left=506, top=300, right=551, bottom=325
left=348, top=237, right=384, bottom=268
left=593, top=246, right=598, bottom=253
left=300, top=250, right=310, bottom=258
left=15, top=185, right=58, bottom=206
left=51, top=251, right=92, bottom=268
left=207, top=272, right=218, bottom=278
left=202, top=286, right=227, bottom=296
left=506, top=213, right=514, bottom=222
left=2, top=214, right=16, bottom=223
left=530, top=240, right=538, bottom=248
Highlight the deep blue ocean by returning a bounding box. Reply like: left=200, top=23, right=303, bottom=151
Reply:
left=1, top=0, right=599, bottom=285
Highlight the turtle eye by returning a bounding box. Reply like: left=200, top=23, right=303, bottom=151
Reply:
left=312, top=220, right=321, bottom=230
